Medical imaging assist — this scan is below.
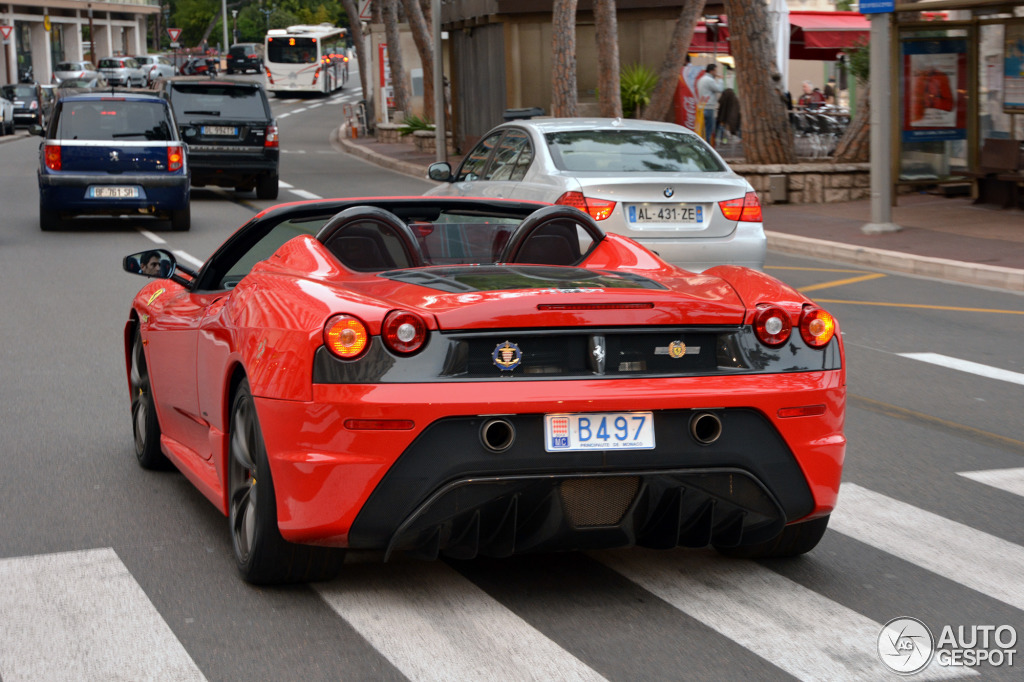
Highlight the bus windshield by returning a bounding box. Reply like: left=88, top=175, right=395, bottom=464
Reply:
left=267, top=37, right=318, bottom=64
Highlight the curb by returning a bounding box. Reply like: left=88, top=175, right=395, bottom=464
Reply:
left=331, top=128, right=1024, bottom=293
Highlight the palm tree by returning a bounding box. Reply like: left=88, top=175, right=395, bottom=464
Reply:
left=551, top=0, right=578, bottom=117
left=401, top=0, right=435, bottom=122
left=593, top=0, right=622, bottom=118
left=382, top=0, right=410, bottom=117
left=644, top=0, right=706, bottom=122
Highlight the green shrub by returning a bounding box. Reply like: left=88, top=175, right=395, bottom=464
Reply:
left=398, top=115, right=433, bottom=136
left=620, top=63, right=659, bottom=118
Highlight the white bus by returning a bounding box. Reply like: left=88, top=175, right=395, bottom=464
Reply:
left=264, top=24, right=349, bottom=95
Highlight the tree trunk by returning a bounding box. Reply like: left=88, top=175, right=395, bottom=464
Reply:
left=593, top=0, right=621, bottom=118
left=644, top=0, right=706, bottom=122
left=382, top=0, right=410, bottom=118
left=341, top=0, right=371, bottom=104
left=401, top=0, right=434, bottom=122
left=833, top=81, right=870, bottom=162
left=724, top=0, right=795, bottom=164
left=551, top=0, right=578, bottom=117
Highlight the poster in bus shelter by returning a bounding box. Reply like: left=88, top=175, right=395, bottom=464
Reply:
left=1004, top=22, right=1024, bottom=112
left=901, top=38, right=967, bottom=142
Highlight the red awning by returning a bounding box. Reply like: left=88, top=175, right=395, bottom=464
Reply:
left=688, top=19, right=731, bottom=55
left=788, top=11, right=870, bottom=60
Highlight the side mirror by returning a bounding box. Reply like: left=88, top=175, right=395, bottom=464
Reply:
left=124, top=248, right=177, bottom=279
left=29, top=124, right=45, bottom=136
left=427, top=162, right=452, bottom=182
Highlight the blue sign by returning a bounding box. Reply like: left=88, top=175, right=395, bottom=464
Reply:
left=860, top=0, right=894, bottom=14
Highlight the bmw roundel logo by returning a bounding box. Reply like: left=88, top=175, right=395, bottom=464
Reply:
left=493, top=341, right=522, bottom=371
left=664, top=187, right=674, bottom=198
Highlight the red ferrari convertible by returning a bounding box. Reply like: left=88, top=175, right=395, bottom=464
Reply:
left=123, top=198, right=845, bottom=584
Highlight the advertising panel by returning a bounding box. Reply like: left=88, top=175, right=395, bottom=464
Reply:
left=901, top=38, right=967, bottom=142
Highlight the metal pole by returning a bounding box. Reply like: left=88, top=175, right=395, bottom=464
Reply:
left=863, top=12, right=901, bottom=233
left=221, top=0, right=229, bottom=55
left=432, top=0, right=446, bottom=163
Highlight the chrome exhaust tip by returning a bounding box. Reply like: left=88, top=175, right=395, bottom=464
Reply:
left=480, top=418, right=516, bottom=453
left=689, top=412, right=722, bottom=445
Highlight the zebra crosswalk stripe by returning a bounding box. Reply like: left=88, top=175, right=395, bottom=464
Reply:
left=315, top=560, right=607, bottom=682
left=958, top=467, right=1024, bottom=498
left=0, top=548, right=205, bottom=682
left=830, top=483, right=1024, bottom=612
left=595, top=548, right=967, bottom=681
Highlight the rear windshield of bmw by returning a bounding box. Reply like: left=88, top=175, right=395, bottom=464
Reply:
left=54, top=100, right=175, bottom=141
left=544, top=130, right=725, bottom=173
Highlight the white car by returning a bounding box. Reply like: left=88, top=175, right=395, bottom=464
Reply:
left=97, top=56, right=147, bottom=87
left=426, top=118, right=766, bottom=272
left=52, top=60, right=101, bottom=84
left=0, top=94, right=14, bottom=135
left=133, top=55, right=176, bottom=85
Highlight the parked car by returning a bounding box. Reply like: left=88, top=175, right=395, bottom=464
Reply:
left=426, top=118, right=767, bottom=272
left=33, top=92, right=190, bottom=231
left=1, top=83, right=47, bottom=128
left=178, top=56, right=219, bottom=76
left=119, top=196, right=845, bottom=584
left=97, top=56, right=147, bottom=87
left=52, top=60, right=102, bottom=84
left=57, top=75, right=110, bottom=92
left=0, top=93, right=14, bottom=135
left=226, top=43, right=264, bottom=74
left=156, top=77, right=278, bottom=199
left=132, top=55, right=176, bottom=85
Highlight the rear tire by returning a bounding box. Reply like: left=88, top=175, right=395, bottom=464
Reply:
left=715, top=515, right=830, bottom=559
left=170, top=207, right=191, bottom=231
left=129, top=327, right=172, bottom=470
left=256, top=173, right=279, bottom=200
left=39, top=202, right=61, bottom=231
left=228, top=379, right=345, bottom=584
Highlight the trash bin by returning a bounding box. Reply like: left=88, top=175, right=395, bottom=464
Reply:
left=503, top=107, right=545, bottom=121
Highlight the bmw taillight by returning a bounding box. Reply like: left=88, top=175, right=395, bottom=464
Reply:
left=382, top=310, right=428, bottom=355
left=264, top=125, right=279, bottom=148
left=555, top=191, right=616, bottom=221
left=799, top=305, right=836, bottom=348
left=324, top=314, right=370, bottom=360
left=167, top=145, right=183, bottom=172
left=753, top=304, right=792, bottom=347
left=44, top=144, right=61, bottom=171
left=718, top=191, right=763, bottom=222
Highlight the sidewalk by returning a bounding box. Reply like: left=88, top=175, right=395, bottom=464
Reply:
left=335, top=130, right=1024, bottom=293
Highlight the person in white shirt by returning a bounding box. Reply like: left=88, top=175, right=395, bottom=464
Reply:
left=696, top=63, right=725, bottom=146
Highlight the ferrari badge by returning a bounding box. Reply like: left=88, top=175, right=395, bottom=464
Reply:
left=493, top=341, right=522, bottom=371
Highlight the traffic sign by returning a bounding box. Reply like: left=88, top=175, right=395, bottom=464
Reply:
left=167, top=27, right=182, bottom=43
left=0, top=25, right=13, bottom=41
left=358, top=0, right=372, bottom=21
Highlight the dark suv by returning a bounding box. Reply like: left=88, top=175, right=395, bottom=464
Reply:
left=158, top=78, right=279, bottom=199
left=226, top=43, right=264, bottom=74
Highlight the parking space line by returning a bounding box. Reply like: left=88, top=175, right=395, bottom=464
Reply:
left=798, top=272, right=887, bottom=293
left=812, top=299, right=1024, bottom=315
left=898, top=352, right=1024, bottom=386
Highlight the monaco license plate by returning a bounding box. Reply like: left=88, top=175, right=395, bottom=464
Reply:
left=544, top=412, right=655, bottom=452
left=627, top=204, right=703, bottom=224
left=202, top=125, right=238, bottom=136
left=90, top=186, right=139, bottom=199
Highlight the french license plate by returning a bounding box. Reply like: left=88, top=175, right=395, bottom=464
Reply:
left=202, top=125, right=238, bottom=136
left=627, top=204, right=703, bottom=224
left=91, top=186, right=139, bottom=199
left=544, top=412, right=655, bottom=452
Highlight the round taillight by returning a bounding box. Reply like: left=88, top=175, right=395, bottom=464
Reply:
left=800, top=306, right=836, bottom=348
left=753, top=305, right=792, bottom=347
left=323, top=314, right=369, bottom=359
left=382, top=310, right=428, bottom=355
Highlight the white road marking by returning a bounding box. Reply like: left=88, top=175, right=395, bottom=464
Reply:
left=898, top=352, right=1024, bottom=387
left=0, top=548, right=206, bottom=682
left=277, top=112, right=291, bottom=118
left=292, top=107, right=307, bottom=114
left=958, top=467, right=1024, bottom=497
left=277, top=180, right=294, bottom=188
left=308, top=103, right=322, bottom=109
left=831, top=483, right=1024, bottom=611
left=596, top=549, right=966, bottom=681
left=316, top=561, right=606, bottom=682
left=139, top=229, right=167, bottom=244
left=172, top=250, right=205, bottom=268
left=288, top=189, right=321, bottom=200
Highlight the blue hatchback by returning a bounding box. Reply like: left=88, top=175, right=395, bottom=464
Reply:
left=35, top=92, right=191, bottom=231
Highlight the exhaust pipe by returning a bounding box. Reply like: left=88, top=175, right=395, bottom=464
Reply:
left=689, top=412, right=722, bottom=445
left=480, top=418, right=516, bottom=453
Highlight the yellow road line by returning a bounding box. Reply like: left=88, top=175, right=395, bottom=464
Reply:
left=767, top=266, right=871, bottom=274
left=813, top=299, right=1024, bottom=315
left=798, top=273, right=888, bottom=293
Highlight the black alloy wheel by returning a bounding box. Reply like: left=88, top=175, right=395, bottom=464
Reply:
left=129, top=328, right=171, bottom=469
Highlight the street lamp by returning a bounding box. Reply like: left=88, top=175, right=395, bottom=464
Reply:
left=232, top=9, right=238, bottom=44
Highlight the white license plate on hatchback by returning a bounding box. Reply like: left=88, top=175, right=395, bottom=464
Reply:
left=544, top=412, right=655, bottom=452
left=90, top=186, right=139, bottom=199
left=202, top=125, right=238, bottom=136
left=627, top=204, right=703, bottom=224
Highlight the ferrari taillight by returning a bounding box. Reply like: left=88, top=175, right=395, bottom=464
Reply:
left=44, top=144, right=61, bottom=171
left=753, top=304, right=792, bottom=347
left=264, top=125, right=279, bottom=148
left=799, top=305, right=836, bottom=348
left=555, top=191, right=616, bottom=221
left=167, top=145, right=184, bottom=172
left=382, top=310, right=428, bottom=355
left=324, top=314, right=370, bottom=359
left=718, top=191, right=763, bottom=223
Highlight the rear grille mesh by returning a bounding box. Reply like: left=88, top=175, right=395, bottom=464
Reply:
left=560, top=477, right=640, bottom=527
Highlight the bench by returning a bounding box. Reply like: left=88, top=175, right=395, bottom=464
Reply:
left=961, top=138, right=1022, bottom=208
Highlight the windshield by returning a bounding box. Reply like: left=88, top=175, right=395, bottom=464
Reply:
left=57, top=62, right=88, bottom=71
left=98, top=59, right=126, bottom=69
left=544, top=130, right=725, bottom=173
left=266, top=36, right=319, bottom=64
left=3, top=85, right=36, bottom=99
left=169, top=85, right=268, bottom=122
left=55, top=100, right=174, bottom=141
